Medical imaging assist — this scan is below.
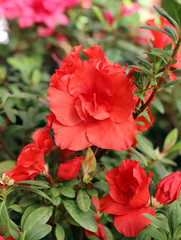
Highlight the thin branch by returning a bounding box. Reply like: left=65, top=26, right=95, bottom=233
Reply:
left=134, top=38, right=181, bottom=119
left=0, top=135, right=16, bottom=161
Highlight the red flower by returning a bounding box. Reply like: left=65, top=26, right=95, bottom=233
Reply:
left=0, top=236, right=14, bottom=240
left=57, top=156, right=83, bottom=180
left=85, top=197, right=107, bottom=240
left=47, top=45, right=137, bottom=151
left=99, top=159, right=155, bottom=237
left=146, top=17, right=181, bottom=79
left=5, top=127, right=53, bottom=183
left=155, top=171, right=181, bottom=205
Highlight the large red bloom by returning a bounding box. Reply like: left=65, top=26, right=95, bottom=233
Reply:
left=99, top=159, right=155, bottom=237
left=47, top=45, right=137, bottom=151
left=155, top=171, right=181, bottom=205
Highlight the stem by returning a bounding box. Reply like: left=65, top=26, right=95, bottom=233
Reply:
left=0, top=135, right=16, bottom=161
left=133, top=38, right=181, bottom=119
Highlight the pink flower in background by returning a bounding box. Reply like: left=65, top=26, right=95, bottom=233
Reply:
left=104, top=11, right=114, bottom=26
left=121, top=2, right=141, bottom=16
left=0, top=0, right=80, bottom=32
left=81, top=0, right=92, bottom=9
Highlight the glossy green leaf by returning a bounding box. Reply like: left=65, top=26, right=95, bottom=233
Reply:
left=55, top=224, right=65, bottom=240
left=164, top=26, right=178, bottom=43
left=168, top=201, right=181, bottom=236
left=86, top=188, right=98, bottom=197
left=22, top=206, right=52, bottom=232
left=63, top=199, right=97, bottom=232
left=136, top=133, right=156, bottom=160
left=59, top=186, right=75, bottom=198
left=154, top=5, right=179, bottom=31
left=163, top=79, right=181, bottom=89
left=163, top=128, right=178, bottom=149
left=0, top=201, right=9, bottom=235
left=21, top=205, right=39, bottom=229
left=77, top=190, right=91, bottom=212
left=16, top=180, right=50, bottom=189
left=25, top=224, right=52, bottom=240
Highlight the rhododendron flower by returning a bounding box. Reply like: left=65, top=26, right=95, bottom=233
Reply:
left=57, top=156, right=83, bottom=180
left=47, top=45, right=137, bottom=151
left=146, top=16, right=181, bottom=79
left=155, top=171, right=181, bottom=205
left=99, top=159, right=155, bottom=237
left=85, top=197, right=107, bottom=240
left=5, top=127, right=53, bottom=183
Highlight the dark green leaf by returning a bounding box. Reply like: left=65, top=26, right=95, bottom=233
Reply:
left=0, top=201, right=9, bottom=235
left=86, top=188, right=98, bottom=197
left=163, top=128, right=178, bottom=149
left=163, top=80, right=181, bottom=88
left=77, top=190, right=91, bottom=212
left=25, top=224, right=52, bottom=240
left=16, top=180, right=50, bottom=189
left=164, top=26, right=178, bottom=42
left=154, top=5, right=179, bottom=30
left=23, top=206, right=52, bottom=232
left=151, top=98, right=165, bottom=114
left=168, top=201, right=181, bottom=236
left=59, top=186, right=75, bottom=198
left=136, top=133, right=156, bottom=159
left=0, top=116, right=7, bottom=127
left=63, top=199, right=97, bottom=232
left=21, top=205, right=39, bottom=229
left=8, top=204, right=22, bottom=213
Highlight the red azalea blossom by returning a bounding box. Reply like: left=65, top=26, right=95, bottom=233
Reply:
left=5, top=126, right=53, bottom=183
left=0, top=236, right=14, bottom=240
left=99, top=159, right=155, bottom=237
left=57, top=156, right=83, bottom=180
left=47, top=45, right=137, bottom=151
left=155, top=171, right=181, bottom=205
left=85, top=197, right=107, bottom=240
left=146, top=16, right=181, bottom=80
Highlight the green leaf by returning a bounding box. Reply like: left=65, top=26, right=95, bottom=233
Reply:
left=92, top=6, right=110, bottom=31
left=55, top=224, right=65, bottom=240
left=63, top=199, right=97, bottom=232
left=164, top=26, right=178, bottom=43
left=168, top=201, right=181, bottom=236
left=143, top=214, right=167, bottom=231
left=140, top=25, right=177, bottom=42
left=21, top=205, right=39, bottom=229
left=16, top=180, right=50, bottom=189
left=128, top=147, right=148, bottom=167
left=77, top=190, right=91, bottom=212
left=59, top=186, right=75, bottom=199
left=23, top=206, right=52, bottom=232
left=0, top=201, right=9, bottom=235
left=154, top=5, right=179, bottom=31
left=0, top=160, right=16, bottom=172
left=168, top=141, right=181, bottom=153
left=153, top=162, right=169, bottom=179
left=174, top=224, right=181, bottom=239
left=0, top=116, right=7, bottom=127
left=86, top=188, right=98, bottom=197
left=8, top=204, right=22, bottom=213
left=4, top=107, right=17, bottom=123
left=136, top=133, right=156, bottom=160
left=163, top=128, right=178, bottom=149
left=14, top=185, right=53, bottom=203
left=25, top=224, right=52, bottom=240
left=163, top=79, right=181, bottom=88
left=137, top=223, right=167, bottom=240
left=32, top=69, right=41, bottom=85
left=8, top=219, right=20, bottom=240
left=151, top=98, right=165, bottom=114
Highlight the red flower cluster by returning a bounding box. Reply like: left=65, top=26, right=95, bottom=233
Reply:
left=5, top=128, right=53, bottom=183
left=47, top=45, right=137, bottom=151
left=146, top=16, right=181, bottom=80
left=99, top=159, right=155, bottom=237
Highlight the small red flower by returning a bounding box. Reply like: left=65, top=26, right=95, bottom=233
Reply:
left=57, top=156, right=83, bottom=180
left=47, top=45, right=137, bottom=151
left=99, top=159, right=155, bottom=237
left=155, top=171, right=181, bottom=205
